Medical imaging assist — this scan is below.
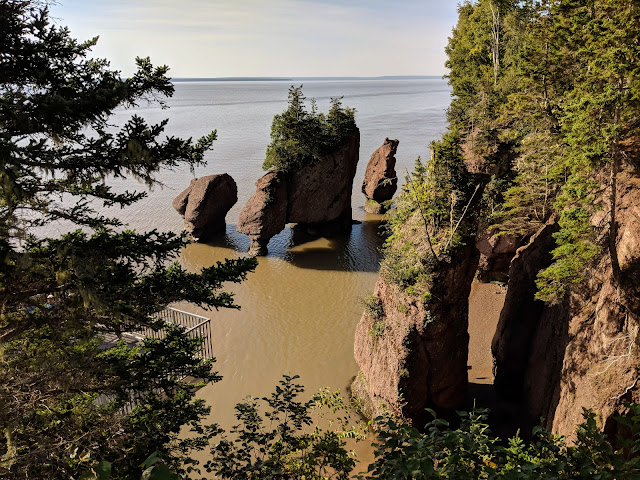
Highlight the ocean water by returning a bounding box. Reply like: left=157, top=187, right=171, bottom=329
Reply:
left=52, top=78, right=453, bottom=465
left=96, top=78, right=452, bottom=235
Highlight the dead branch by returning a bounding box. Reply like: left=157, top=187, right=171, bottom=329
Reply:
left=405, top=170, right=439, bottom=262
left=444, top=183, right=481, bottom=251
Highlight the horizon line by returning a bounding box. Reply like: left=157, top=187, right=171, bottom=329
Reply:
left=171, top=75, right=443, bottom=82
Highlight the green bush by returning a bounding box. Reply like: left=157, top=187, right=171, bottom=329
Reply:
left=363, top=294, right=384, bottom=320
left=361, top=405, right=640, bottom=479
left=83, top=384, right=640, bottom=479
left=262, top=86, right=357, bottom=172
left=205, top=375, right=362, bottom=480
left=369, top=320, right=386, bottom=339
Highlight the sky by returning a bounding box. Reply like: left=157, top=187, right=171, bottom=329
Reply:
left=50, top=0, right=460, bottom=78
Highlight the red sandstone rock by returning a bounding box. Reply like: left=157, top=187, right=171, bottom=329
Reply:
left=237, top=172, right=288, bottom=255
left=288, top=130, right=360, bottom=225
left=173, top=174, right=237, bottom=240
left=352, top=244, right=479, bottom=428
left=491, top=216, right=561, bottom=410
left=476, top=231, right=522, bottom=282
left=237, top=129, right=360, bottom=255
left=361, top=138, right=399, bottom=213
left=172, top=178, right=197, bottom=216
left=492, top=167, right=640, bottom=440
left=461, top=129, right=513, bottom=176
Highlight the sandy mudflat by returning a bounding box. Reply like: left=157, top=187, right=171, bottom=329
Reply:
left=468, top=281, right=507, bottom=384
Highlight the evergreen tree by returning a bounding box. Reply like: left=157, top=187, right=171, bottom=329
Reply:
left=0, top=2, right=256, bottom=478
left=445, top=0, right=640, bottom=302
left=262, top=86, right=356, bottom=172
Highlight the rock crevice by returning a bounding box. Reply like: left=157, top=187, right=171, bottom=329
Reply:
left=492, top=168, right=640, bottom=439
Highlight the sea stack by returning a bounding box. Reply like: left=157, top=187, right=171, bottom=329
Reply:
left=362, top=138, right=399, bottom=214
left=238, top=129, right=360, bottom=255
left=172, top=173, right=237, bottom=241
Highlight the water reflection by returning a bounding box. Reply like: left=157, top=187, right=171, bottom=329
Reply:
left=184, top=217, right=386, bottom=273
left=284, top=220, right=385, bottom=273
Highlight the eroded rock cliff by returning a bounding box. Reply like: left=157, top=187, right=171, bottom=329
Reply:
left=476, top=231, right=522, bottom=282
left=492, top=167, right=640, bottom=439
left=352, top=245, right=479, bottom=428
left=353, top=140, right=640, bottom=442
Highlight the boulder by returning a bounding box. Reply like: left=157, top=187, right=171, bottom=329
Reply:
left=172, top=174, right=237, bottom=240
left=237, top=129, right=360, bottom=255
left=362, top=138, right=399, bottom=213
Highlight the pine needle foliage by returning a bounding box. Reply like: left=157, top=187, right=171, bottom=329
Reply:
left=441, top=0, right=640, bottom=303
left=381, top=132, right=479, bottom=302
left=0, top=2, right=256, bottom=478
left=263, top=86, right=357, bottom=172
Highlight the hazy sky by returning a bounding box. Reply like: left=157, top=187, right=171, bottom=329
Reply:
left=50, top=0, right=460, bottom=78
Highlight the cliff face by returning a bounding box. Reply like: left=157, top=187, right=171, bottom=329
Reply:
left=352, top=244, right=479, bottom=427
left=492, top=167, right=640, bottom=438
left=238, top=129, right=360, bottom=255
left=476, top=231, right=522, bottom=282
left=354, top=140, right=640, bottom=440
left=491, top=217, right=567, bottom=429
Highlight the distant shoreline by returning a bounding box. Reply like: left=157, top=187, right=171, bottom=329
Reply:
left=171, top=75, right=442, bottom=82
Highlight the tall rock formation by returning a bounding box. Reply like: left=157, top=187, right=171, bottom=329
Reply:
left=172, top=173, right=237, bottom=241
left=238, top=129, right=360, bottom=255
left=362, top=138, right=399, bottom=214
left=352, top=245, right=479, bottom=428
left=491, top=216, right=564, bottom=430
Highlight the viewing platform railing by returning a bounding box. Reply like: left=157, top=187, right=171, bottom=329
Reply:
left=98, top=307, right=214, bottom=415
left=126, top=307, right=214, bottom=359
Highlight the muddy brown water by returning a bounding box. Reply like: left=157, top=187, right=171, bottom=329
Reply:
left=32, top=80, right=507, bottom=471
left=175, top=218, right=385, bottom=473
left=177, top=229, right=505, bottom=473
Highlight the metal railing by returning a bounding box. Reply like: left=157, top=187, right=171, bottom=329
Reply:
left=99, top=307, right=214, bottom=415
left=155, top=307, right=212, bottom=359
left=155, top=307, right=210, bottom=331
left=122, top=307, right=213, bottom=359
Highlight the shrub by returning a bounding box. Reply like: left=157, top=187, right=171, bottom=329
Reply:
left=363, top=295, right=384, bottom=320
left=369, top=320, right=386, bottom=339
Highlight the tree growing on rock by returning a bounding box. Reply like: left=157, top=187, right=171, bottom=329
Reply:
left=262, top=85, right=357, bottom=172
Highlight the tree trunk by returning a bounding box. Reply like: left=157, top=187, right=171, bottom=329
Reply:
left=490, top=2, right=500, bottom=85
